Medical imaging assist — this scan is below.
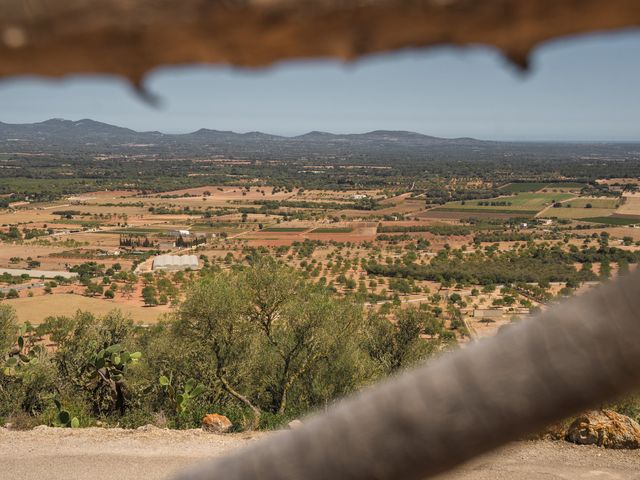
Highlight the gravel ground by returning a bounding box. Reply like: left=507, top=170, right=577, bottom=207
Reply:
left=437, top=440, right=640, bottom=479
left=1, top=426, right=640, bottom=479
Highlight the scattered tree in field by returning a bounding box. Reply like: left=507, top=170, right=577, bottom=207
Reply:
left=365, top=307, right=450, bottom=374
left=142, top=286, right=158, bottom=306
left=85, top=282, right=104, bottom=297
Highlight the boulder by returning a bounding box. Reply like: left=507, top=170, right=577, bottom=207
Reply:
left=566, top=410, right=640, bottom=449
left=287, top=419, right=303, bottom=430
left=202, top=414, right=233, bottom=433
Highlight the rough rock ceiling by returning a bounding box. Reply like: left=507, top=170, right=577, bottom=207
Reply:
left=1, top=0, right=639, bottom=84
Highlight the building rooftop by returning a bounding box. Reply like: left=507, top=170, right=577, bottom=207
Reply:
left=152, top=254, right=199, bottom=270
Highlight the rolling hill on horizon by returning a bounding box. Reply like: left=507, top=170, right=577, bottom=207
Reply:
left=0, top=118, right=637, bottom=162
left=0, top=118, right=490, bottom=144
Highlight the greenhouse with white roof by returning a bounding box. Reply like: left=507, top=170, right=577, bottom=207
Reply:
left=152, top=254, right=199, bottom=271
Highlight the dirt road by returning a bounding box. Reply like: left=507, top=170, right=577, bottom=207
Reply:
left=1, top=426, right=640, bottom=479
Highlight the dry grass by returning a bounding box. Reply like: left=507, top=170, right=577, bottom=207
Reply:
left=545, top=207, right=615, bottom=219
left=4, top=293, right=167, bottom=324
left=618, top=194, right=640, bottom=216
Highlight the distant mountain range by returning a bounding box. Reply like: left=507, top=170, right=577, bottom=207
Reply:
left=0, top=118, right=635, bottom=161
left=0, top=118, right=492, bottom=153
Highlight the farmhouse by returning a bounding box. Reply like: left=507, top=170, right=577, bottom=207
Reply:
left=169, top=229, right=191, bottom=237
left=152, top=254, right=199, bottom=271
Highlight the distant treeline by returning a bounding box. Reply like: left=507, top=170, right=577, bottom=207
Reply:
left=148, top=206, right=203, bottom=215
left=472, top=232, right=540, bottom=243
left=424, top=188, right=501, bottom=205
left=97, top=202, right=145, bottom=208
left=463, top=217, right=531, bottom=227
left=367, top=256, right=591, bottom=285
left=376, top=234, right=412, bottom=242
left=377, top=225, right=471, bottom=235
left=53, top=210, right=84, bottom=217
left=366, top=246, right=640, bottom=285
left=119, top=235, right=156, bottom=248
left=254, top=199, right=344, bottom=210
left=175, top=235, right=207, bottom=248
left=254, top=198, right=382, bottom=211
left=474, top=200, right=513, bottom=207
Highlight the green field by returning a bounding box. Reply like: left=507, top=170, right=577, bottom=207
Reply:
left=561, top=197, right=619, bottom=209
left=310, top=227, right=354, bottom=233
left=262, top=227, right=308, bottom=232
left=437, top=192, right=574, bottom=215
left=542, top=182, right=586, bottom=189
left=499, top=183, right=549, bottom=193
left=581, top=216, right=640, bottom=226
left=500, top=182, right=585, bottom=193
left=546, top=207, right=614, bottom=219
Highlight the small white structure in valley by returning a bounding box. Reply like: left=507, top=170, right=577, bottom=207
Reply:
left=169, top=229, right=191, bottom=237
left=152, top=254, right=199, bottom=271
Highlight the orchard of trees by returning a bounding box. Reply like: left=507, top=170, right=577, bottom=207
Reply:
left=366, top=244, right=640, bottom=286
left=0, top=258, right=452, bottom=430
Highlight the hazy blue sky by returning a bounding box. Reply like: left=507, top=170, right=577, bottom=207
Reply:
left=0, top=30, right=639, bottom=141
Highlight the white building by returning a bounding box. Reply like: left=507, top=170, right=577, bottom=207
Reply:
left=152, top=254, right=199, bottom=271
left=169, top=229, right=191, bottom=237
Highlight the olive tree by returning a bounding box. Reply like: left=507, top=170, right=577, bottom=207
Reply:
left=176, top=257, right=372, bottom=427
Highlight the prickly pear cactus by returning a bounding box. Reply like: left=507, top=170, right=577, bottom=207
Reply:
left=54, top=399, right=79, bottom=428
left=87, top=344, right=142, bottom=415
left=159, top=375, right=206, bottom=415
left=2, top=322, right=42, bottom=377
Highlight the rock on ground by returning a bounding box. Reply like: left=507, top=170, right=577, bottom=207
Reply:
left=202, top=413, right=233, bottom=433
left=287, top=419, right=303, bottom=430
left=566, top=409, right=640, bottom=449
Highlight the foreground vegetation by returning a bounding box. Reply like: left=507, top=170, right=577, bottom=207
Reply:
left=0, top=258, right=453, bottom=430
